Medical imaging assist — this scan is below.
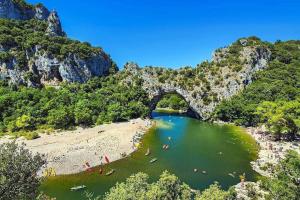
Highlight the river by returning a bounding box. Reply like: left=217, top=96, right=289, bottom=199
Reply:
left=41, top=112, right=259, bottom=199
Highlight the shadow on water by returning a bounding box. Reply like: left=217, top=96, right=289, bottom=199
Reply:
left=41, top=111, right=259, bottom=200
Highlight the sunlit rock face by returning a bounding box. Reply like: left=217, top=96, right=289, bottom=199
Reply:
left=0, top=0, right=64, bottom=36
left=0, top=0, right=48, bottom=20
left=0, top=46, right=112, bottom=87
left=46, top=11, right=65, bottom=37
left=0, top=0, right=112, bottom=86
left=124, top=41, right=271, bottom=120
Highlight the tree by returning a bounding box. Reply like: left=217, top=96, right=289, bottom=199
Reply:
left=15, top=114, right=33, bottom=131
left=0, top=142, right=46, bottom=200
left=104, top=172, right=149, bottom=200
left=47, top=106, right=74, bottom=129
left=74, top=99, right=93, bottom=126
left=107, top=103, right=127, bottom=122
left=262, top=151, right=300, bottom=200
left=195, top=182, right=229, bottom=200
left=103, top=171, right=192, bottom=200
left=146, top=171, right=192, bottom=200
left=256, top=100, right=300, bottom=139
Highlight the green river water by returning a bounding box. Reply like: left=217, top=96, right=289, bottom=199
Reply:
left=41, top=112, right=259, bottom=199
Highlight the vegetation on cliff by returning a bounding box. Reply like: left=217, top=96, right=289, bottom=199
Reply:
left=0, top=74, right=149, bottom=137
left=0, top=18, right=111, bottom=70
left=214, top=40, right=300, bottom=138
left=11, top=0, right=37, bottom=9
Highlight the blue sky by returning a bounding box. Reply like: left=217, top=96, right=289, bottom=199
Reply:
left=28, top=0, right=300, bottom=69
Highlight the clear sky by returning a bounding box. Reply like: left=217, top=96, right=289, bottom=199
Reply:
left=28, top=0, right=300, bottom=69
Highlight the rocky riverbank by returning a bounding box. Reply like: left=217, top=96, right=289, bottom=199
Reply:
left=214, top=120, right=300, bottom=177
left=214, top=120, right=300, bottom=199
left=0, top=118, right=153, bottom=175
left=245, top=126, right=300, bottom=177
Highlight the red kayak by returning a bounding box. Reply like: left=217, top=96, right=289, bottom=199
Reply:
left=105, top=156, right=110, bottom=164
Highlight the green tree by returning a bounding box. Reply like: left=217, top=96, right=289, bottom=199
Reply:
left=104, top=172, right=149, bottom=200
left=256, top=100, right=300, bottom=139
left=146, top=171, right=192, bottom=200
left=74, top=100, right=93, bottom=126
left=15, top=114, right=33, bottom=131
left=0, top=142, right=46, bottom=200
left=103, top=171, right=192, bottom=200
left=262, top=151, right=300, bottom=200
left=47, top=106, right=74, bottom=129
left=195, top=182, right=229, bottom=200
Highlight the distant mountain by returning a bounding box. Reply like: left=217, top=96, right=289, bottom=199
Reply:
left=0, top=0, right=115, bottom=87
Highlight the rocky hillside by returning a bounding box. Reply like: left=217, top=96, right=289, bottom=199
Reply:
left=124, top=37, right=271, bottom=119
left=0, top=0, right=114, bottom=86
left=0, top=0, right=64, bottom=36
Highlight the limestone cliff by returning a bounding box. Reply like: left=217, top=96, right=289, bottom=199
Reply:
left=0, top=0, right=64, bottom=36
left=0, top=47, right=112, bottom=86
left=0, top=0, right=113, bottom=86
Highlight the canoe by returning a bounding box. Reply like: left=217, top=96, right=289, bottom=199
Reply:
left=70, top=185, right=86, bottom=191
left=150, top=158, right=158, bottom=163
left=105, top=169, right=115, bottom=176
left=145, top=148, right=150, bottom=156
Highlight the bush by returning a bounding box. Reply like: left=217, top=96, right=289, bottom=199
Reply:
left=261, top=151, right=300, bottom=200
left=0, top=142, right=46, bottom=200
left=103, top=171, right=192, bottom=200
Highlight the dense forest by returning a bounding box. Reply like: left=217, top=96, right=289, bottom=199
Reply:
left=214, top=40, right=300, bottom=139
left=0, top=74, right=149, bottom=138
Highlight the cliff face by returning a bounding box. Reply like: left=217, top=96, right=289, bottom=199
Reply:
left=46, top=11, right=64, bottom=37
left=0, top=47, right=112, bottom=87
left=0, top=0, right=113, bottom=86
left=124, top=38, right=272, bottom=120
left=0, top=0, right=48, bottom=20
left=0, top=0, right=64, bottom=36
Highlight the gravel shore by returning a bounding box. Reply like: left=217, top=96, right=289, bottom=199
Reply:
left=0, top=118, right=152, bottom=175
left=245, top=126, right=300, bottom=177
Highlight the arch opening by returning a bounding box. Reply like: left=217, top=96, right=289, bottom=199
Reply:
left=149, top=91, right=201, bottom=119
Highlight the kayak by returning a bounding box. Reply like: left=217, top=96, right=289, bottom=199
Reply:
left=70, top=185, right=86, bottom=191
left=105, top=169, right=115, bottom=176
left=145, top=148, right=150, bottom=156
left=150, top=158, right=158, bottom=163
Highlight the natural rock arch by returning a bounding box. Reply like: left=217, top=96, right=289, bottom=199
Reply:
left=124, top=42, right=271, bottom=120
